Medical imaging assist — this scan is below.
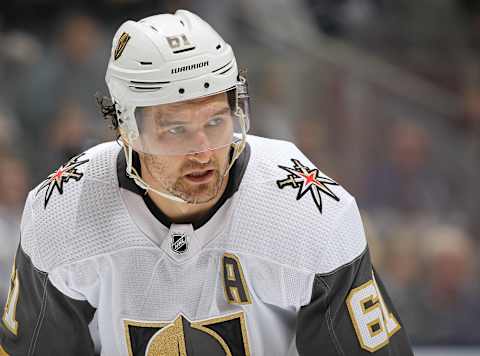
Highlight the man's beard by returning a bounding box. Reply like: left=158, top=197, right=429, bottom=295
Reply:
left=143, top=154, right=227, bottom=204
left=172, top=168, right=224, bottom=204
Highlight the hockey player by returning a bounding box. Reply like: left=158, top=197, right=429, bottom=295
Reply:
left=0, top=10, right=413, bottom=356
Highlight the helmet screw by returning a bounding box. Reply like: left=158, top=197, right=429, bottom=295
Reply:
left=204, top=82, right=210, bottom=89
left=179, top=88, right=185, bottom=94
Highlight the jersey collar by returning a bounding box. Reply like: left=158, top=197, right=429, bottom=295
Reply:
left=117, top=143, right=251, bottom=230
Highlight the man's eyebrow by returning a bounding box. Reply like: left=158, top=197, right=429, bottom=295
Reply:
left=211, top=107, right=230, bottom=116
left=154, top=106, right=230, bottom=126
left=156, top=118, right=188, bottom=127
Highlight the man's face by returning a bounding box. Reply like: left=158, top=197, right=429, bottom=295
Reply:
left=138, top=93, right=233, bottom=204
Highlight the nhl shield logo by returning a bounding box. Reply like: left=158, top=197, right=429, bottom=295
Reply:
left=171, top=233, right=188, bottom=254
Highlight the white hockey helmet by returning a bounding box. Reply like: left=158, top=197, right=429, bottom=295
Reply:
left=104, top=10, right=250, bottom=202
left=105, top=9, right=250, bottom=157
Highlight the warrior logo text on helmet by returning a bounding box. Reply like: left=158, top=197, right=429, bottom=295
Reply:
left=171, top=61, right=209, bottom=74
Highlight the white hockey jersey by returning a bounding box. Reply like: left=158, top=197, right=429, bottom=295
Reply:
left=0, top=135, right=413, bottom=356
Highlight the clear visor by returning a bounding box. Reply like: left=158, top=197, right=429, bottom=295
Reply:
left=127, top=87, right=250, bottom=156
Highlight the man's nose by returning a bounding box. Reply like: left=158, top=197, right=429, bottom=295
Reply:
left=186, top=130, right=213, bottom=163
left=188, top=149, right=213, bottom=164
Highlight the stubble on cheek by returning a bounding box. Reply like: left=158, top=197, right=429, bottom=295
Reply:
left=141, top=154, right=176, bottom=192
left=141, top=153, right=225, bottom=203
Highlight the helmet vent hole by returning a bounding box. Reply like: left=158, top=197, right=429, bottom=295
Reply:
left=180, top=20, right=185, bottom=26
left=216, top=44, right=221, bottom=50
left=140, top=61, right=152, bottom=65
left=150, top=25, right=158, bottom=32
left=204, top=82, right=210, bottom=89
left=179, top=88, right=185, bottom=94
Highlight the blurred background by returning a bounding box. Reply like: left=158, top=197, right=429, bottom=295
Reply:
left=0, top=0, right=479, bottom=354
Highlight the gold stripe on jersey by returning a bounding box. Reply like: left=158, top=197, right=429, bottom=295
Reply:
left=0, top=344, right=9, bottom=356
left=2, top=257, right=19, bottom=336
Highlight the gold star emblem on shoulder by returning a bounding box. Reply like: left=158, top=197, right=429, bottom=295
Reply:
left=36, top=153, right=89, bottom=208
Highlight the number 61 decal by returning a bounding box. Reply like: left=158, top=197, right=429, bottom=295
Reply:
left=2, top=258, right=20, bottom=336
left=346, top=272, right=401, bottom=352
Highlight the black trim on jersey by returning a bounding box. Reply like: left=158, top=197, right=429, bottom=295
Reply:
left=117, top=144, right=251, bottom=229
left=116, top=149, right=146, bottom=196
left=296, top=247, right=413, bottom=356
left=0, top=244, right=96, bottom=356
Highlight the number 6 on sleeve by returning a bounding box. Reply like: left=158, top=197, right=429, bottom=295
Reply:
left=346, top=272, right=401, bottom=352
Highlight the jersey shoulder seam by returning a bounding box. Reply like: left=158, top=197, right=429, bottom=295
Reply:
left=326, top=306, right=346, bottom=356
left=316, top=275, right=345, bottom=356
left=315, top=246, right=368, bottom=278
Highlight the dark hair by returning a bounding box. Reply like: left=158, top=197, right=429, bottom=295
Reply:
left=96, top=87, right=238, bottom=134
left=95, top=92, right=119, bottom=131
left=227, top=88, right=236, bottom=111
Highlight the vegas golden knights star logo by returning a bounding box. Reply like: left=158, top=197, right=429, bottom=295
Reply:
left=277, top=159, right=339, bottom=214
left=114, top=32, right=131, bottom=60
left=124, top=312, right=251, bottom=356
left=36, top=153, right=89, bottom=208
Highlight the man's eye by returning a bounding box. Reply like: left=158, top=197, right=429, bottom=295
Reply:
left=207, top=117, right=225, bottom=127
left=167, top=126, right=186, bottom=135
